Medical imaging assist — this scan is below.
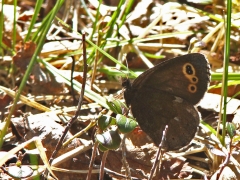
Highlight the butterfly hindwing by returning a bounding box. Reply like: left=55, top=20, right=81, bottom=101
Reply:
left=130, top=88, right=199, bottom=151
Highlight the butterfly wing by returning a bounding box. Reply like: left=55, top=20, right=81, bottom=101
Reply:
left=130, top=88, right=200, bottom=151
left=123, top=53, right=210, bottom=150
left=131, top=53, right=211, bottom=105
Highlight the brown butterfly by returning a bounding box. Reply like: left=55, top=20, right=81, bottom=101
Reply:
left=123, top=53, right=211, bottom=151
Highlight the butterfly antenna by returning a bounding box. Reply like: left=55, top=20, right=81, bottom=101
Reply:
left=112, top=57, right=129, bottom=79
left=125, top=57, right=130, bottom=79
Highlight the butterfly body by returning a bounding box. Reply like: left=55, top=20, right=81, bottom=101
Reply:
left=123, top=53, right=211, bottom=151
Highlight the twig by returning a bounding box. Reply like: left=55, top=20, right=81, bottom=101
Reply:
left=216, top=138, right=232, bottom=179
left=63, top=120, right=96, bottom=147
left=104, top=167, right=140, bottom=180
left=99, top=150, right=109, bottom=180
left=121, top=134, right=131, bottom=179
left=94, top=166, right=140, bottom=180
left=70, top=57, right=78, bottom=105
left=148, top=125, right=168, bottom=180
left=45, top=32, right=88, bottom=177
left=86, top=142, right=99, bottom=180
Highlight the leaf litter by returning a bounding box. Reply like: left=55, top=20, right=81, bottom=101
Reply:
left=1, top=0, right=240, bottom=179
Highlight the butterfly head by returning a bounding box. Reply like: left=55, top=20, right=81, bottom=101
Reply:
left=122, top=78, right=133, bottom=107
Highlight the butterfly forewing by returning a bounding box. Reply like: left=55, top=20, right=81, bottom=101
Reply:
left=131, top=53, right=210, bottom=105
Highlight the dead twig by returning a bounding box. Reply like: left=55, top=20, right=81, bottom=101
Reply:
left=148, top=125, right=168, bottom=180
left=44, top=32, right=88, bottom=178
left=99, top=150, right=109, bottom=180
left=86, top=142, right=99, bottom=180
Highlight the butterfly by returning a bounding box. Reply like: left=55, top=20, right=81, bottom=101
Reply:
left=122, top=53, right=211, bottom=151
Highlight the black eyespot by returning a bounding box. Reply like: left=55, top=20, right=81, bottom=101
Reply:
left=190, top=86, right=195, bottom=91
left=186, top=65, right=194, bottom=75
left=192, top=77, right=197, bottom=82
left=188, top=84, right=197, bottom=93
